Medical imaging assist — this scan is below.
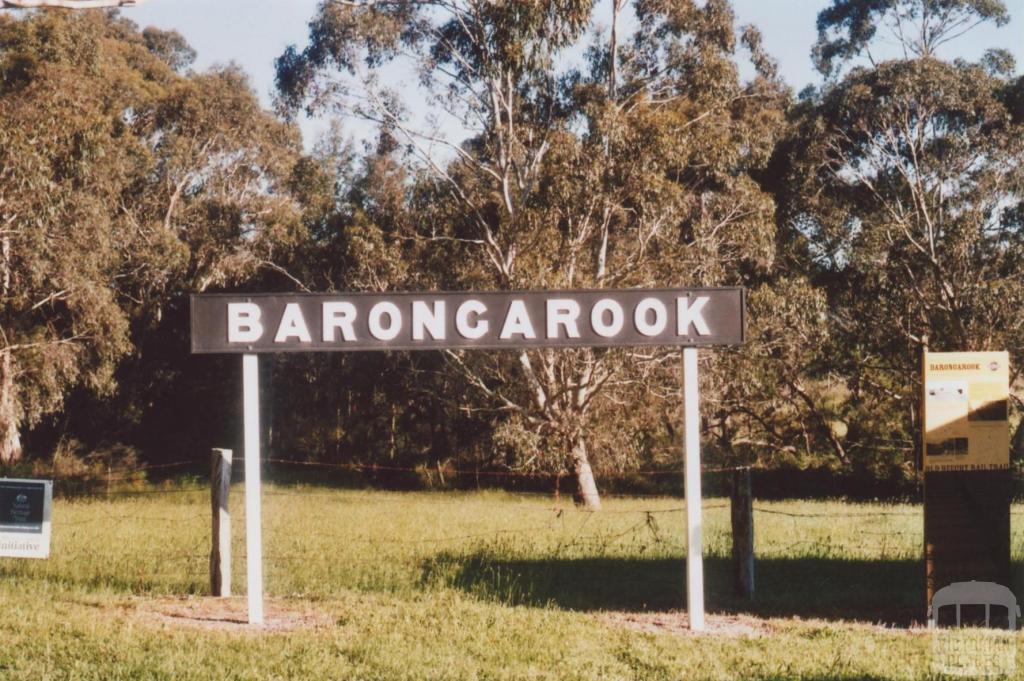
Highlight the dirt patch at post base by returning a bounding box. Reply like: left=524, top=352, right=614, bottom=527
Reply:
left=601, top=611, right=774, bottom=638
left=131, top=596, right=335, bottom=633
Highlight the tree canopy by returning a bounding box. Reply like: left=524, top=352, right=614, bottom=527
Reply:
left=813, top=0, right=1010, bottom=77
left=0, top=0, right=1020, bottom=504
left=273, top=0, right=791, bottom=508
left=0, top=11, right=306, bottom=463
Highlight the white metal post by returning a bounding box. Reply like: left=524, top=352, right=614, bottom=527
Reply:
left=242, top=354, right=264, bottom=625
left=683, top=347, right=705, bottom=631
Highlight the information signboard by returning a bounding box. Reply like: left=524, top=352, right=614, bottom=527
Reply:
left=922, top=351, right=1009, bottom=472
left=923, top=351, right=1012, bottom=613
left=0, top=478, right=52, bottom=559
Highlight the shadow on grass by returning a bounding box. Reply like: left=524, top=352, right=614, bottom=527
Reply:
left=0, top=564, right=207, bottom=597
left=423, top=554, right=927, bottom=626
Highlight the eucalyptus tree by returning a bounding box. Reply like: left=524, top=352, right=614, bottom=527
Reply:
left=0, top=11, right=143, bottom=462
left=812, top=0, right=1010, bottom=78
left=0, top=11, right=306, bottom=462
left=777, top=0, right=1023, bottom=463
left=277, top=0, right=786, bottom=507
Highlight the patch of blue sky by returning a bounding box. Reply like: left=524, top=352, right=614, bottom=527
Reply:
left=118, top=0, right=1024, bottom=152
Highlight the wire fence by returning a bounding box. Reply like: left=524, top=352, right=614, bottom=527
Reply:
left=42, top=479, right=928, bottom=554
left=13, top=457, right=1024, bottom=608
left=29, top=505, right=935, bottom=613
left=36, top=454, right=927, bottom=519
left=38, top=455, right=764, bottom=504
left=260, top=457, right=754, bottom=477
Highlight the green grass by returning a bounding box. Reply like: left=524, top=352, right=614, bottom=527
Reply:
left=0, top=483, right=1021, bottom=679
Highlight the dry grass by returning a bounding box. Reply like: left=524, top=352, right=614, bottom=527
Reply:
left=0, top=482, right=1021, bottom=679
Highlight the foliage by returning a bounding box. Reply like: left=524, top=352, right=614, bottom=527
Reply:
left=705, top=278, right=852, bottom=469
left=0, top=11, right=308, bottom=463
left=776, top=56, right=1024, bottom=462
left=1, top=1, right=1021, bottom=498
left=812, top=0, right=1010, bottom=77
left=0, top=11, right=141, bottom=461
left=275, top=0, right=790, bottom=507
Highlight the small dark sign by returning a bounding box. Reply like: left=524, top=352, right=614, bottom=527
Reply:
left=190, top=288, right=745, bottom=354
left=0, top=478, right=52, bottom=559
left=0, top=479, right=45, bottom=533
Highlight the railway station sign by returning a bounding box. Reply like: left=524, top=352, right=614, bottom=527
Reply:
left=0, top=478, right=52, bottom=559
left=191, top=288, right=745, bottom=353
left=922, top=351, right=1009, bottom=472
left=190, top=286, right=745, bottom=628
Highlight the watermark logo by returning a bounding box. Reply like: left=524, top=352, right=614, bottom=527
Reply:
left=929, top=581, right=1018, bottom=678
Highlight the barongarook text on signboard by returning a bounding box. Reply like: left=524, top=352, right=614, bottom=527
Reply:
left=191, top=289, right=745, bottom=353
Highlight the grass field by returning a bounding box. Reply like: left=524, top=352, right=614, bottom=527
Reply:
left=0, top=481, right=1022, bottom=680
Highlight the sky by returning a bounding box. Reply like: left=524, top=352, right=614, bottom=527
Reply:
left=117, top=0, right=1024, bottom=149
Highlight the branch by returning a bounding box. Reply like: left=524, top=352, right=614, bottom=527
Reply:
left=517, top=350, right=548, bottom=413
left=30, top=289, right=72, bottom=311
left=787, top=378, right=849, bottom=464
left=0, top=333, right=91, bottom=355
left=443, top=349, right=538, bottom=423
left=258, top=261, right=312, bottom=293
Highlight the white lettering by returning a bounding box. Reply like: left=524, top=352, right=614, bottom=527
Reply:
left=322, top=302, right=357, bottom=342
left=368, top=302, right=402, bottom=341
left=455, top=300, right=489, bottom=339
left=412, top=300, right=446, bottom=341
left=590, top=299, right=624, bottom=338
left=634, top=298, right=667, bottom=337
left=227, top=303, right=264, bottom=343
left=274, top=303, right=311, bottom=343
left=546, top=299, right=581, bottom=339
left=677, top=296, right=711, bottom=336
left=500, top=300, right=537, bottom=340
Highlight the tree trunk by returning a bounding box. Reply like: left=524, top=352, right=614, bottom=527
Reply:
left=0, top=351, right=21, bottom=464
left=0, top=227, right=19, bottom=464
left=570, top=436, right=601, bottom=510
left=608, top=0, right=620, bottom=98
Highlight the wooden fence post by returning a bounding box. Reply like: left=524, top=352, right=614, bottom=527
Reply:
left=731, top=466, right=754, bottom=599
left=210, top=447, right=232, bottom=597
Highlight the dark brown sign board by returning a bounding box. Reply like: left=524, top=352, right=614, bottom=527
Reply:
left=925, top=470, right=1011, bottom=623
left=190, top=288, right=745, bottom=353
